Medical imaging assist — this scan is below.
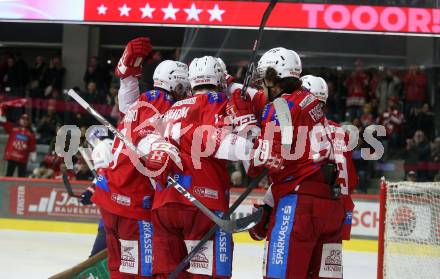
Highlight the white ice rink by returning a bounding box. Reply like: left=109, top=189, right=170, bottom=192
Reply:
left=0, top=230, right=377, bottom=279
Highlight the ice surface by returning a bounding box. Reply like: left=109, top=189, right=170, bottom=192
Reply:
left=0, top=230, right=377, bottom=279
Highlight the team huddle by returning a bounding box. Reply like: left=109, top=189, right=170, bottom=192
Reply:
left=84, top=37, right=358, bottom=279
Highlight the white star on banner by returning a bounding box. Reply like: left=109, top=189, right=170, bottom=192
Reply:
left=161, top=2, right=179, bottom=20
left=97, top=4, right=107, bottom=15
left=140, top=3, right=155, bottom=19
left=207, top=4, right=225, bottom=22
left=184, top=3, right=202, bottom=22
left=118, top=4, right=131, bottom=17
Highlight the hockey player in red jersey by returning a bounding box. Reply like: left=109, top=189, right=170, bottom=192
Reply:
left=145, top=56, right=235, bottom=279
left=300, top=75, right=358, bottom=241
left=229, top=47, right=358, bottom=279
left=91, top=37, right=189, bottom=279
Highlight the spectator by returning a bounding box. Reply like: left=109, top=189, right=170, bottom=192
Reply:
left=83, top=81, right=104, bottom=104
left=377, top=96, right=404, bottom=158
left=231, top=171, right=243, bottom=187
left=1, top=56, right=20, bottom=89
left=416, top=103, right=435, bottom=141
left=403, top=65, right=427, bottom=116
left=75, top=162, right=93, bottom=180
left=0, top=113, right=36, bottom=177
left=344, top=59, right=369, bottom=120
left=29, top=55, right=47, bottom=88
left=360, top=103, right=374, bottom=127
left=43, top=56, right=65, bottom=94
left=375, top=68, right=401, bottom=114
left=37, top=105, right=60, bottom=144
left=31, top=161, right=54, bottom=179
left=406, top=170, right=417, bottom=182
left=404, top=130, right=431, bottom=181
left=83, top=56, right=108, bottom=90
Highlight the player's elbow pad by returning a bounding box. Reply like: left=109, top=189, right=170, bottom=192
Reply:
left=118, top=76, right=140, bottom=114
left=137, top=134, right=162, bottom=157
left=215, top=133, right=253, bottom=161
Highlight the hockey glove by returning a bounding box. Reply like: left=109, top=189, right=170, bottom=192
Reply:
left=145, top=140, right=182, bottom=187
left=226, top=88, right=257, bottom=133
left=249, top=204, right=272, bottom=241
left=80, top=186, right=95, bottom=205
left=115, top=37, right=152, bottom=79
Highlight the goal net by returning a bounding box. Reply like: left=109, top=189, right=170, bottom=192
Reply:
left=378, top=181, right=440, bottom=279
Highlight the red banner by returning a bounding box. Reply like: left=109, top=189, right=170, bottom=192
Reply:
left=84, top=1, right=440, bottom=35
left=9, top=185, right=101, bottom=220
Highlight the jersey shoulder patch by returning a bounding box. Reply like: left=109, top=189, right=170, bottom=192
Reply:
left=207, top=91, right=225, bottom=104
left=144, top=89, right=162, bottom=102
left=299, top=94, right=316, bottom=108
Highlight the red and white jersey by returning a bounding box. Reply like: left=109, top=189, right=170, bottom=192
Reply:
left=253, top=89, right=329, bottom=199
left=344, top=72, right=368, bottom=107
left=377, top=108, right=404, bottom=136
left=327, top=119, right=358, bottom=196
left=2, top=122, right=36, bottom=164
left=92, top=89, right=173, bottom=220
left=228, top=83, right=268, bottom=121
left=152, top=91, right=231, bottom=212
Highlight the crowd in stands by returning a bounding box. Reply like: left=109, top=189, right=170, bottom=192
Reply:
left=0, top=51, right=438, bottom=193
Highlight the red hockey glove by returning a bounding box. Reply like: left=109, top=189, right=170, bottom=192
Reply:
left=115, top=37, right=152, bottom=79
left=226, top=88, right=257, bottom=133
left=249, top=204, right=272, bottom=241
left=144, top=140, right=181, bottom=188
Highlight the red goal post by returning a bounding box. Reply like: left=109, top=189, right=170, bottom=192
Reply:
left=377, top=179, right=440, bottom=279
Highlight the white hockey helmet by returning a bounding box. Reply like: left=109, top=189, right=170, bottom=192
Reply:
left=188, top=56, right=224, bottom=89
left=153, top=60, right=189, bottom=92
left=256, top=47, right=302, bottom=81
left=300, top=75, right=328, bottom=103
left=91, top=138, right=113, bottom=169
left=216, top=57, right=227, bottom=74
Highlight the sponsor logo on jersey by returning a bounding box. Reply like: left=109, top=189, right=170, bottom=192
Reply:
left=185, top=240, right=214, bottom=275
left=145, top=90, right=161, bottom=102
left=111, top=193, right=131, bottom=206
left=95, top=174, right=110, bottom=192
left=139, top=221, right=153, bottom=276
left=194, top=187, right=219, bottom=200
left=319, top=243, right=342, bottom=278
left=299, top=94, right=316, bottom=108
left=142, top=196, right=151, bottom=209
left=120, top=239, right=139, bottom=274
left=172, top=173, right=192, bottom=189
left=163, top=107, right=189, bottom=122
left=309, top=104, right=324, bottom=121
left=208, top=91, right=223, bottom=103
left=15, top=133, right=29, bottom=141
left=267, top=194, right=297, bottom=278
left=215, top=216, right=232, bottom=277
left=173, top=97, right=196, bottom=107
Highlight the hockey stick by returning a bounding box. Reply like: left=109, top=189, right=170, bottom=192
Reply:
left=240, top=0, right=278, bottom=98
left=168, top=169, right=268, bottom=279
left=65, top=89, right=261, bottom=233
left=78, top=147, right=98, bottom=178
left=61, top=170, right=80, bottom=198
left=273, top=97, right=293, bottom=146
